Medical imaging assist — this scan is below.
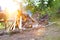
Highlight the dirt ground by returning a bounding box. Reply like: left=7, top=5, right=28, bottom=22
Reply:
left=0, top=22, right=60, bottom=40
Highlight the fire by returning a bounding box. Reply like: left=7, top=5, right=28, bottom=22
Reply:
left=0, top=0, right=27, bottom=30
left=0, top=0, right=20, bottom=12
left=0, top=0, right=21, bottom=20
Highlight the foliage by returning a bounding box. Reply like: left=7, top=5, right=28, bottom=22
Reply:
left=26, top=0, right=60, bottom=21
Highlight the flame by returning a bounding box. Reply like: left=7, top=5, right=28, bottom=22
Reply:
left=0, top=0, right=20, bottom=13
left=0, top=0, right=27, bottom=30
left=0, top=0, right=25, bottom=19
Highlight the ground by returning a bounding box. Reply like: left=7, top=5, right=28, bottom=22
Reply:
left=0, top=21, right=60, bottom=40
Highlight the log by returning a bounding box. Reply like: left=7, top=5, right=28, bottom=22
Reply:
left=25, top=14, right=37, bottom=22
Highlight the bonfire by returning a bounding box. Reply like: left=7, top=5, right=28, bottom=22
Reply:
left=0, top=0, right=38, bottom=32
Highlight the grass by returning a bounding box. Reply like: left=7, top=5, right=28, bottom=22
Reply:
left=44, top=36, right=60, bottom=40
left=44, top=19, right=60, bottom=40
left=0, top=22, right=5, bottom=29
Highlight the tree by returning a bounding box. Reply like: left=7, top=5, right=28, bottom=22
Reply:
left=26, top=0, right=60, bottom=20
